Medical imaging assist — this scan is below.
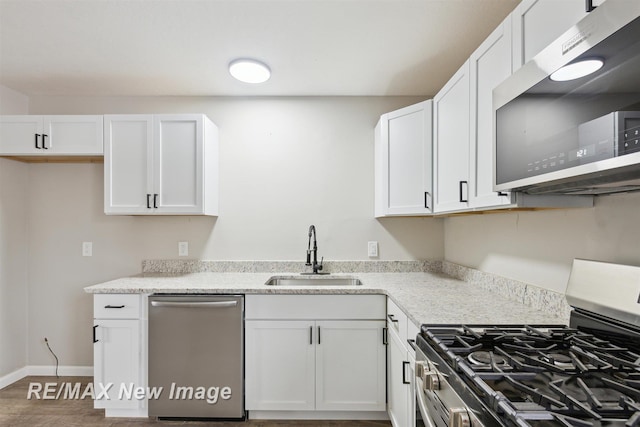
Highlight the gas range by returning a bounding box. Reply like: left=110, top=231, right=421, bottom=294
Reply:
left=414, top=260, right=640, bottom=427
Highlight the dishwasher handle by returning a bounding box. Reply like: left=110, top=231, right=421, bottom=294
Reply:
left=150, top=300, right=238, bottom=308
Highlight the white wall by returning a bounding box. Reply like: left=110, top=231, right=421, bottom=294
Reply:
left=0, top=85, right=29, bottom=379
left=23, top=95, right=444, bottom=366
left=444, top=192, right=640, bottom=293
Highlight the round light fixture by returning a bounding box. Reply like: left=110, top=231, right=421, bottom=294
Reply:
left=229, top=59, right=271, bottom=84
left=549, top=58, right=604, bottom=82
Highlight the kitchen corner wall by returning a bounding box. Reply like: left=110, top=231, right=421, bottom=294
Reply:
left=0, top=85, right=29, bottom=380
left=23, top=95, right=444, bottom=367
left=444, top=191, right=640, bottom=294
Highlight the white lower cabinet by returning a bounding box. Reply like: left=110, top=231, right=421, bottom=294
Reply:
left=386, top=298, right=419, bottom=427
left=245, top=320, right=316, bottom=410
left=245, top=295, right=386, bottom=417
left=93, top=294, right=147, bottom=417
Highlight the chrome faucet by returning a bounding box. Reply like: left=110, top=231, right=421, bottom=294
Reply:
left=305, top=225, right=324, bottom=274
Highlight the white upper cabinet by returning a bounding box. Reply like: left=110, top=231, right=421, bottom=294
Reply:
left=433, top=61, right=471, bottom=213
left=512, top=0, right=604, bottom=71
left=0, top=115, right=103, bottom=155
left=104, top=114, right=218, bottom=216
left=375, top=100, right=433, bottom=217
left=469, top=18, right=513, bottom=209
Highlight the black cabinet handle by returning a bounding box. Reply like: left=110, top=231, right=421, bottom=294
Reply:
left=310, top=326, right=313, bottom=345
left=42, top=134, right=48, bottom=149
left=93, top=325, right=99, bottom=343
left=424, top=191, right=430, bottom=209
left=498, top=191, right=508, bottom=197
left=35, top=134, right=41, bottom=149
left=387, top=314, right=399, bottom=323
left=585, top=0, right=596, bottom=12
left=104, top=305, right=125, bottom=309
left=459, top=180, right=468, bottom=203
left=153, top=194, right=158, bottom=209
left=407, top=338, right=418, bottom=351
left=383, top=327, right=388, bottom=345
left=317, top=326, right=321, bottom=344
left=147, top=194, right=151, bottom=209
left=402, top=361, right=410, bottom=384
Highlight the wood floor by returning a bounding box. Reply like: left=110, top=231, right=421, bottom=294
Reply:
left=0, top=377, right=391, bottom=427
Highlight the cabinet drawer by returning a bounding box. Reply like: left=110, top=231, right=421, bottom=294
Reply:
left=94, top=294, right=142, bottom=319
left=246, top=295, right=385, bottom=320
left=386, top=298, right=408, bottom=342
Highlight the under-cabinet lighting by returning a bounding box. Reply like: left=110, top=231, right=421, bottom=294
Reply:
left=550, top=58, right=604, bottom=82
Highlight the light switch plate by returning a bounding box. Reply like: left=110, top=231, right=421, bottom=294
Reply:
left=82, top=242, right=92, bottom=257
left=178, top=241, right=189, bottom=257
left=367, top=241, right=378, bottom=257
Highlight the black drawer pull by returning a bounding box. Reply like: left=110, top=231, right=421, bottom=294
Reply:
left=459, top=180, right=468, bottom=203
left=104, top=305, right=125, bottom=309
left=42, top=134, right=49, bottom=149
left=402, top=361, right=410, bottom=384
left=317, top=326, right=321, bottom=344
left=93, top=325, right=99, bottom=343
left=383, top=327, right=388, bottom=345
left=35, top=134, right=41, bottom=149
left=387, top=314, right=399, bottom=323
left=309, top=326, right=313, bottom=345
left=153, top=194, right=158, bottom=209
left=424, top=191, right=430, bottom=209
left=147, top=194, right=151, bottom=209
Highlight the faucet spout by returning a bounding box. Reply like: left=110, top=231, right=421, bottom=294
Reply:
left=305, top=225, right=323, bottom=274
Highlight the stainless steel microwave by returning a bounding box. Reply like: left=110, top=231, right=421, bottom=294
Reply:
left=494, top=0, right=640, bottom=195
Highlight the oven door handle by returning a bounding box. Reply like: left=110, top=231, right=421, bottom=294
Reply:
left=415, top=377, right=438, bottom=427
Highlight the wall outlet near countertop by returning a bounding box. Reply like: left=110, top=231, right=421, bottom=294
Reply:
left=367, top=241, right=378, bottom=257
left=178, top=241, right=189, bottom=257
left=82, top=242, right=92, bottom=257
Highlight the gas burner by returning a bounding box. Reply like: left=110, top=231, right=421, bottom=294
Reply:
left=468, top=351, right=507, bottom=366
left=541, top=352, right=574, bottom=368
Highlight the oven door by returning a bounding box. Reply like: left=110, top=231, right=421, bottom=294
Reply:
left=408, top=342, right=430, bottom=427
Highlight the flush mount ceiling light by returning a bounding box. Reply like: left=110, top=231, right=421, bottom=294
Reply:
left=550, top=58, right=604, bottom=82
left=229, top=59, right=271, bottom=83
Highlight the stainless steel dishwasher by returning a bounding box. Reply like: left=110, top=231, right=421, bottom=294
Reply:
left=148, top=294, right=244, bottom=419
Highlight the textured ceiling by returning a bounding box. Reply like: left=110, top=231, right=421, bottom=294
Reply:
left=0, top=0, right=519, bottom=97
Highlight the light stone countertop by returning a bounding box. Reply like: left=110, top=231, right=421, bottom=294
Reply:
left=84, top=271, right=567, bottom=326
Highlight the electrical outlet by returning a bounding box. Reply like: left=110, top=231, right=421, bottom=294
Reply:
left=367, top=241, right=378, bottom=257
left=82, top=242, right=92, bottom=257
left=178, top=241, right=189, bottom=257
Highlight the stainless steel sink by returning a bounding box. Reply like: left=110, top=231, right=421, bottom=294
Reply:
left=265, top=275, right=363, bottom=286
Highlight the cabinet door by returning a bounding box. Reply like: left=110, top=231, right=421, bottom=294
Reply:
left=387, top=328, right=409, bottom=427
left=433, top=61, right=471, bottom=213
left=104, top=115, right=154, bottom=214
left=469, top=19, right=513, bottom=209
left=375, top=101, right=433, bottom=217
left=315, top=320, right=386, bottom=411
left=511, top=0, right=601, bottom=71
left=245, top=320, right=316, bottom=411
left=43, top=116, right=103, bottom=154
left=93, top=319, right=141, bottom=410
left=153, top=115, right=204, bottom=214
left=0, top=116, right=42, bottom=154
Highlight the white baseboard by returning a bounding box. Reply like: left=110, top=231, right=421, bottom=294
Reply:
left=248, top=410, right=389, bottom=420
left=27, top=365, right=93, bottom=377
left=0, top=366, right=28, bottom=390
left=0, top=365, right=93, bottom=389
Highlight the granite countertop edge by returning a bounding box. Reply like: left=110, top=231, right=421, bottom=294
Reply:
left=84, top=271, right=567, bottom=326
